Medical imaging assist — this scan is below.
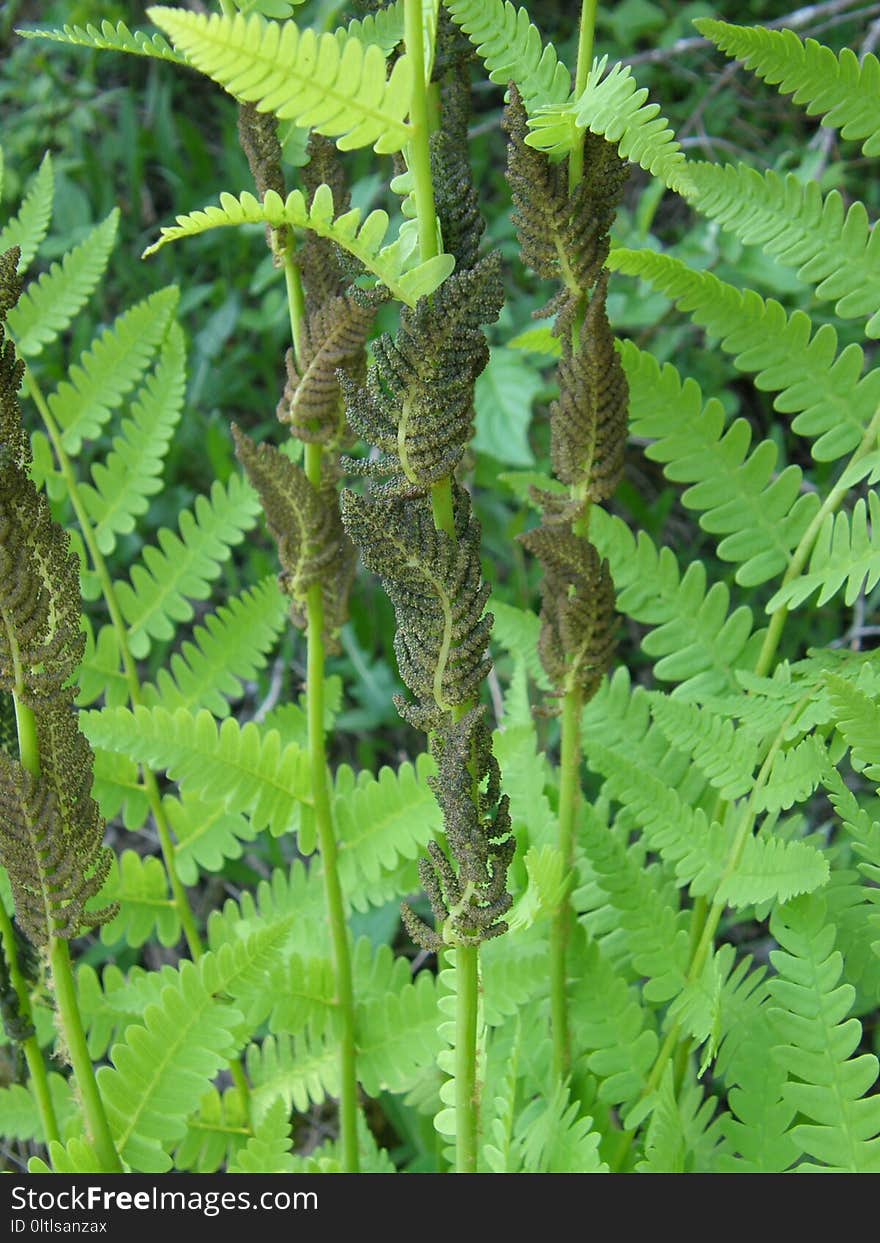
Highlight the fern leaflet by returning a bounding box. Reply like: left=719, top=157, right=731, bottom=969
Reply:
left=96, top=851, right=180, bottom=949
left=608, top=246, right=880, bottom=463
left=683, top=163, right=880, bottom=338
left=148, top=8, right=415, bottom=154
left=113, top=473, right=262, bottom=659
left=82, top=705, right=312, bottom=837
left=141, top=575, right=287, bottom=718
left=767, top=491, right=880, bottom=612
left=443, top=0, right=571, bottom=110
left=696, top=19, right=880, bottom=157
left=19, top=20, right=188, bottom=65
left=49, top=286, right=179, bottom=454
left=0, top=153, right=53, bottom=271
left=144, top=184, right=454, bottom=306
left=527, top=58, right=689, bottom=191
left=8, top=210, right=119, bottom=356
left=769, top=894, right=880, bottom=1171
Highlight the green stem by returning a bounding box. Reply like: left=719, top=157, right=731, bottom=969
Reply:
left=455, top=945, right=479, bottom=1173
left=569, top=0, right=599, bottom=192
left=405, top=0, right=440, bottom=264
left=550, top=685, right=583, bottom=1079
left=13, top=696, right=120, bottom=1170
left=49, top=938, right=122, bottom=1171
left=304, top=443, right=360, bottom=1173
left=0, top=898, right=60, bottom=1147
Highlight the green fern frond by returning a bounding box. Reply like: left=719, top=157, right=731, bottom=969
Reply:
left=357, top=971, right=444, bottom=1096
left=8, top=210, right=119, bottom=356
left=636, top=1067, right=724, bottom=1173
left=526, top=58, right=689, bottom=191
left=148, top=7, right=414, bottom=154
left=164, top=793, right=257, bottom=886
left=755, top=735, right=827, bottom=813
left=76, top=624, right=128, bottom=709
left=338, top=2, right=404, bottom=57
left=0, top=153, right=53, bottom=271
left=696, top=19, right=880, bottom=157
left=515, top=1080, right=606, bottom=1173
left=590, top=743, right=829, bottom=908
left=90, top=748, right=149, bottom=831
left=49, top=286, right=179, bottom=455
left=142, top=576, right=287, bottom=718
left=30, top=1138, right=104, bottom=1175
left=19, top=19, right=188, bottom=65
left=248, top=1031, right=339, bottom=1121
left=683, top=163, right=880, bottom=338
left=767, top=491, right=880, bottom=612
left=334, top=752, right=441, bottom=910
left=0, top=1074, right=75, bottom=1144
left=769, top=894, right=880, bottom=1171
left=79, top=324, right=185, bottom=556
left=619, top=339, right=820, bottom=586
left=443, top=0, right=571, bottom=110
left=825, top=674, right=880, bottom=779
left=96, top=850, right=181, bottom=948
left=113, top=473, right=262, bottom=659
left=143, top=185, right=454, bottom=306
left=480, top=935, right=551, bottom=1024
left=206, top=860, right=326, bottom=957
left=229, top=1098, right=294, bottom=1174
left=175, top=1086, right=249, bottom=1173
left=590, top=509, right=763, bottom=696
left=609, top=248, right=880, bottom=463
left=82, top=704, right=312, bottom=839
left=648, top=695, right=759, bottom=800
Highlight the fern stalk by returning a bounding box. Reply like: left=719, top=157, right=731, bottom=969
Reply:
left=13, top=695, right=122, bottom=1172
left=550, top=685, right=583, bottom=1078
left=0, top=896, right=60, bottom=1147
left=568, top=0, right=599, bottom=191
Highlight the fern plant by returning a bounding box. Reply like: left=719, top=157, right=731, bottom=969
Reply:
left=2, top=0, right=879, bottom=1178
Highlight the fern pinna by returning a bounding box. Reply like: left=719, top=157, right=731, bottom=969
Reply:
left=2, top=0, right=879, bottom=1178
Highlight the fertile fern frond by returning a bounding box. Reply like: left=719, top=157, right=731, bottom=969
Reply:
left=297, top=133, right=356, bottom=313
left=443, top=0, right=571, bottom=110
left=767, top=492, right=880, bottom=612
left=590, top=508, right=764, bottom=697
left=276, top=292, right=375, bottom=444
left=526, top=58, right=689, bottom=191
left=696, top=19, right=880, bottom=158
left=518, top=526, right=615, bottom=701
left=19, top=20, right=188, bottom=65
left=403, top=708, right=514, bottom=949
left=113, top=473, right=262, bottom=659
left=504, top=87, right=628, bottom=297
left=768, top=894, right=880, bottom=1171
left=0, top=154, right=53, bottom=272
left=78, top=325, right=185, bottom=556
left=232, top=426, right=352, bottom=639
left=7, top=210, right=119, bottom=357
left=48, top=286, right=179, bottom=455
left=683, top=163, right=880, bottom=338
left=340, top=489, right=492, bottom=728
left=609, top=248, right=880, bottom=463
left=82, top=704, right=312, bottom=839
left=142, top=575, right=287, bottom=718
left=148, top=7, right=415, bottom=154
left=549, top=277, right=628, bottom=497
left=619, top=339, right=820, bottom=586
left=143, top=185, right=454, bottom=306
left=431, top=129, right=484, bottom=273
left=343, top=254, right=502, bottom=495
